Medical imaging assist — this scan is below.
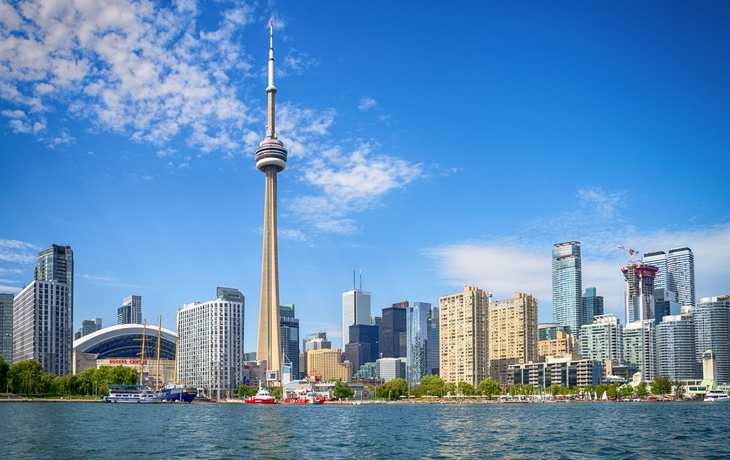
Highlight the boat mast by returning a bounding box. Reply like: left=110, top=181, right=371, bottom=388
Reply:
left=174, top=308, right=180, bottom=385
left=140, top=320, right=147, bottom=386
left=156, top=315, right=162, bottom=391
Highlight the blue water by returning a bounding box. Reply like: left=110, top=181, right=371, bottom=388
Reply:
left=0, top=402, right=727, bottom=459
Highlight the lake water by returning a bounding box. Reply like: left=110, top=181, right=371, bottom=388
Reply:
left=0, top=401, right=727, bottom=459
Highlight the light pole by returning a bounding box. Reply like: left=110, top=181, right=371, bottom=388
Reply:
left=388, top=390, right=391, bottom=402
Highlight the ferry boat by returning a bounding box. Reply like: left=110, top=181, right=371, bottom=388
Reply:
left=704, top=390, right=730, bottom=402
left=245, top=387, right=276, bottom=404
left=283, top=390, right=325, bottom=405
left=106, top=385, right=159, bottom=403
left=155, top=383, right=198, bottom=403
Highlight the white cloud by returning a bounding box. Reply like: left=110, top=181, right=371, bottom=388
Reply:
left=1, top=110, right=26, bottom=118
left=178, top=162, right=189, bottom=169
left=279, top=228, right=309, bottom=242
left=358, top=96, right=377, bottom=111
left=0, top=239, right=38, bottom=264
left=0, top=285, right=23, bottom=294
left=0, top=268, right=23, bottom=275
left=142, top=175, right=153, bottom=181
left=48, top=130, right=74, bottom=148
left=427, top=188, right=730, bottom=321
left=156, top=148, right=177, bottom=158
left=0, top=0, right=256, bottom=152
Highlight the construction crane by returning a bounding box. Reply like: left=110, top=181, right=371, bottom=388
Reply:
left=616, top=245, right=640, bottom=264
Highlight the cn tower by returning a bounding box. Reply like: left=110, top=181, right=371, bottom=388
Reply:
left=255, top=20, right=287, bottom=385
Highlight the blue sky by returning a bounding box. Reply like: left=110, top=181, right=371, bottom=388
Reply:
left=1, top=0, right=729, bottom=351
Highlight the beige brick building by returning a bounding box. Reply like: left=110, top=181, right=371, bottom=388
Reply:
left=538, top=330, right=580, bottom=362
left=439, top=286, right=490, bottom=387
left=489, top=293, right=538, bottom=388
left=307, top=349, right=352, bottom=382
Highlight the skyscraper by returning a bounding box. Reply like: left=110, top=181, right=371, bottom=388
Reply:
left=76, top=318, right=102, bottom=340
left=582, top=287, right=604, bottom=326
left=667, top=247, right=696, bottom=308
left=255, top=21, right=288, bottom=384
left=623, top=263, right=658, bottom=324
left=439, top=286, right=490, bottom=387
left=643, top=250, right=667, bottom=292
left=117, top=295, right=142, bottom=325
left=623, top=320, right=657, bottom=380
left=694, top=295, right=729, bottom=384
left=579, top=314, right=623, bottom=365
left=552, top=241, right=582, bottom=337
left=489, top=293, right=539, bottom=387
left=426, top=306, right=440, bottom=376
left=406, top=302, right=431, bottom=386
left=302, top=331, right=329, bottom=352
left=13, top=280, right=70, bottom=375
left=0, top=293, right=13, bottom=363
left=280, top=303, right=299, bottom=380
left=381, top=304, right=406, bottom=358
left=657, top=313, right=696, bottom=380
left=178, top=287, right=245, bottom=398
left=654, top=288, right=680, bottom=323
left=33, top=244, right=73, bottom=370
left=345, top=324, right=379, bottom=373
left=342, top=288, right=371, bottom=347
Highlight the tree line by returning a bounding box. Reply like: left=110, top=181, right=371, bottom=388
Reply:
left=0, top=357, right=137, bottom=396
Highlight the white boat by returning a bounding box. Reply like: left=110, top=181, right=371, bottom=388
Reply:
left=601, top=391, right=609, bottom=401
left=704, top=390, right=730, bottom=402
left=106, top=385, right=159, bottom=403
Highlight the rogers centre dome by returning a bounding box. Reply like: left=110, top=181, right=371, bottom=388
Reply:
left=73, top=324, right=177, bottom=361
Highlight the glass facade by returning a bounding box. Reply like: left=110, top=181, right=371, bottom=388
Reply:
left=406, top=302, right=430, bottom=386
left=117, top=295, right=142, bottom=325
left=0, top=293, right=13, bottom=363
left=280, top=303, right=299, bottom=379
left=657, top=314, right=695, bottom=380
left=427, top=307, right=439, bottom=376
left=582, top=287, right=604, bottom=326
left=623, top=320, right=657, bottom=380
left=552, top=242, right=582, bottom=338
left=667, top=247, right=696, bottom=308
left=694, top=296, right=730, bottom=383
left=579, top=314, right=623, bottom=365
left=654, top=289, right=680, bottom=323
left=538, top=323, right=571, bottom=341
left=342, top=290, right=371, bottom=346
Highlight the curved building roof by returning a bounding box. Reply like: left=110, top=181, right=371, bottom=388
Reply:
left=73, top=324, right=177, bottom=360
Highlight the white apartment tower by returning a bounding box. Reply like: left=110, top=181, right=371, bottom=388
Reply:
left=13, top=280, right=71, bottom=376
left=579, top=314, right=623, bottom=364
left=342, top=288, right=371, bottom=347
left=177, top=287, right=245, bottom=398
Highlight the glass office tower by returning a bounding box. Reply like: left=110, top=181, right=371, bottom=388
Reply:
left=552, top=241, right=582, bottom=337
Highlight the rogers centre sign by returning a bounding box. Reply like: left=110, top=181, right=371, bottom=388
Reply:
left=106, top=359, right=148, bottom=365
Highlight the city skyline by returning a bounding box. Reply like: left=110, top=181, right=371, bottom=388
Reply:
left=1, top=2, right=730, bottom=352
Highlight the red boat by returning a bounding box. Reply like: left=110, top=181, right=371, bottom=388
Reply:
left=283, top=392, right=325, bottom=405
left=245, top=387, right=276, bottom=404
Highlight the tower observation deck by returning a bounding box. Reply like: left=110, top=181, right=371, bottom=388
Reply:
left=255, top=20, right=287, bottom=385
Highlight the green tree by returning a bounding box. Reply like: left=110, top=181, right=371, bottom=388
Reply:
left=651, top=375, right=672, bottom=395
left=105, top=365, right=137, bottom=385
left=39, top=372, right=56, bottom=393
left=416, top=375, right=445, bottom=397
left=636, top=382, right=649, bottom=398
left=0, top=355, right=9, bottom=392
left=376, top=378, right=408, bottom=400
left=476, top=378, right=502, bottom=397
left=238, top=385, right=250, bottom=398
left=457, top=381, right=474, bottom=396
left=582, top=384, right=593, bottom=394
left=271, top=387, right=283, bottom=399
left=673, top=380, right=686, bottom=400
left=8, top=359, right=43, bottom=395
left=619, top=384, right=634, bottom=398
left=443, top=382, right=456, bottom=396
left=333, top=381, right=354, bottom=399
left=606, top=383, right=620, bottom=398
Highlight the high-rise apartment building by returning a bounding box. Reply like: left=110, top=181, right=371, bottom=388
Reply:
left=582, top=287, right=604, bottom=326
left=280, top=303, right=299, bottom=380
left=342, top=289, right=371, bottom=347
left=13, top=280, right=71, bottom=375
left=439, top=286, right=490, bottom=387
left=177, top=287, right=245, bottom=398
left=623, top=320, right=657, bottom=380
left=489, top=293, right=539, bottom=387
left=538, top=330, right=579, bottom=362
left=376, top=357, right=406, bottom=383
left=654, top=289, right=680, bottom=323
left=579, top=314, right=623, bottom=365
left=552, top=241, right=583, bottom=338
left=406, top=302, right=431, bottom=386
left=75, top=318, right=102, bottom=340
left=427, top=307, right=440, bottom=376
left=667, top=247, right=695, bottom=308
left=657, top=313, right=696, bottom=380
left=117, top=295, right=142, bottom=325
left=643, top=247, right=696, bottom=308
left=623, top=264, right=658, bottom=324
left=694, top=296, right=729, bottom=384
left=33, top=244, right=73, bottom=372
left=538, top=323, right=571, bottom=341
left=0, top=293, right=13, bottom=363
left=381, top=304, right=406, bottom=358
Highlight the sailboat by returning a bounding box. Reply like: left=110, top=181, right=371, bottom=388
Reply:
left=155, top=310, right=198, bottom=403
left=601, top=391, right=608, bottom=401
